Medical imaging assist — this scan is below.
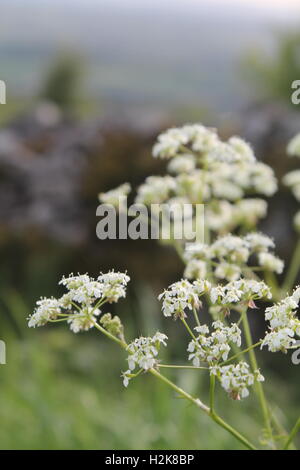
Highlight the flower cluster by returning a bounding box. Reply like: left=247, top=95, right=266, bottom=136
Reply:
left=187, top=321, right=242, bottom=366
left=261, top=287, right=300, bottom=352
left=122, top=332, right=168, bottom=387
left=211, top=362, right=264, bottom=400
left=116, top=123, right=278, bottom=239
left=100, top=313, right=124, bottom=340
left=158, top=279, right=211, bottom=318
left=283, top=170, right=300, bottom=202
left=152, top=125, right=255, bottom=163
left=99, top=183, right=131, bottom=209
left=287, top=133, right=300, bottom=158
left=28, top=271, right=130, bottom=332
left=184, top=232, right=283, bottom=282
left=210, top=279, right=272, bottom=306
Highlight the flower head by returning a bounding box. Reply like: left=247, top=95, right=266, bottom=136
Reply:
left=123, top=332, right=168, bottom=386
left=211, top=362, right=264, bottom=400
left=28, top=271, right=130, bottom=333
left=187, top=321, right=242, bottom=366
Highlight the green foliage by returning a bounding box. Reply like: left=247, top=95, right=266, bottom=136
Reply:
left=40, top=54, right=82, bottom=113
left=242, top=31, right=300, bottom=106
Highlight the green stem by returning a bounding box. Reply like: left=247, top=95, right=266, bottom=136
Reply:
left=282, top=239, right=300, bottom=295
left=241, top=312, right=275, bottom=448
left=150, top=369, right=256, bottom=450
left=158, top=364, right=208, bottom=370
left=192, top=307, right=201, bottom=327
left=93, top=320, right=127, bottom=349
left=220, top=341, right=262, bottom=366
left=264, top=271, right=280, bottom=298
left=283, top=417, right=300, bottom=450
left=210, top=413, right=256, bottom=451
left=181, top=317, right=197, bottom=340
left=93, top=320, right=257, bottom=450
left=209, top=374, right=216, bottom=413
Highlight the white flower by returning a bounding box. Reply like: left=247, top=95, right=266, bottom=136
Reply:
left=124, top=332, right=168, bottom=383
left=250, top=162, right=278, bottom=196
left=28, top=297, right=61, bottom=327
left=184, top=259, right=207, bottom=280
left=287, top=133, right=300, bottom=157
left=122, top=370, right=132, bottom=388
left=98, top=271, right=130, bottom=303
left=214, top=262, right=241, bottom=282
left=187, top=321, right=242, bottom=366
left=261, top=328, right=296, bottom=353
left=68, top=307, right=101, bottom=333
left=283, top=170, right=300, bottom=201
left=99, top=183, right=131, bottom=209
left=167, top=154, right=196, bottom=174
left=262, top=287, right=300, bottom=352
left=211, top=362, right=264, bottom=400
left=258, top=252, right=284, bottom=274
left=158, top=279, right=201, bottom=317
left=244, top=232, right=274, bottom=252
left=153, top=128, right=189, bottom=159
left=233, top=199, right=268, bottom=226
left=184, top=242, right=209, bottom=262
left=210, top=280, right=272, bottom=305
left=135, top=175, right=176, bottom=205
left=28, top=271, right=130, bottom=331
left=228, top=136, right=255, bottom=162
left=211, top=180, right=243, bottom=201
left=210, top=235, right=249, bottom=263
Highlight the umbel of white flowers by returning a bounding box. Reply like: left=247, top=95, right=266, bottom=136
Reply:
left=262, top=287, right=300, bottom=352
left=28, top=272, right=130, bottom=333
left=184, top=232, right=284, bottom=282
left=99, top=124, right=278, bottom=240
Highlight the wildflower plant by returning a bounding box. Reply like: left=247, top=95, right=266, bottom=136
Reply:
left=29, top=125, right=300, bottom=450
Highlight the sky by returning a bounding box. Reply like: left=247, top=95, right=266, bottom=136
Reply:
left=1, top=0, right=299, bottom=112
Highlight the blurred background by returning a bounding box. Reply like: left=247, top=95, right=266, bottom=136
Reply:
left=0, top=0, right=300, bottom=450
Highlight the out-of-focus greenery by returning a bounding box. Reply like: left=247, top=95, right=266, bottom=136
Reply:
left=242, top=31, right=300, bottom=108
left=0, top=288, right=299, bottom=450
left=40, top=54, right=83, bottom=114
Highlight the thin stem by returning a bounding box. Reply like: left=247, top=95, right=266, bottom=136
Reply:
left=181, top=317, right=197, bottom=340
left=158, top=364, right=208, bottom=370
left=210, top=413, right=256, bottom=450
left=209, top=374, right=216, bottom=413
left=241, top=312, right=275, bottom=448
left=264, top=271, right=280, bottom=297
left=220, top=341, right=262, bottom=366
left=92, top=320, right=127, bottom=349
left=149, top=368, right=209, bottom=413
left=282, top=239, right=300, bottom=295
left=93, top=319, right=257, bottom=450
left=192, top=307, right=201, bottom=327
left=283, top=417, right=300, bottom=450
left=150, top=369, right=256, bottom=450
